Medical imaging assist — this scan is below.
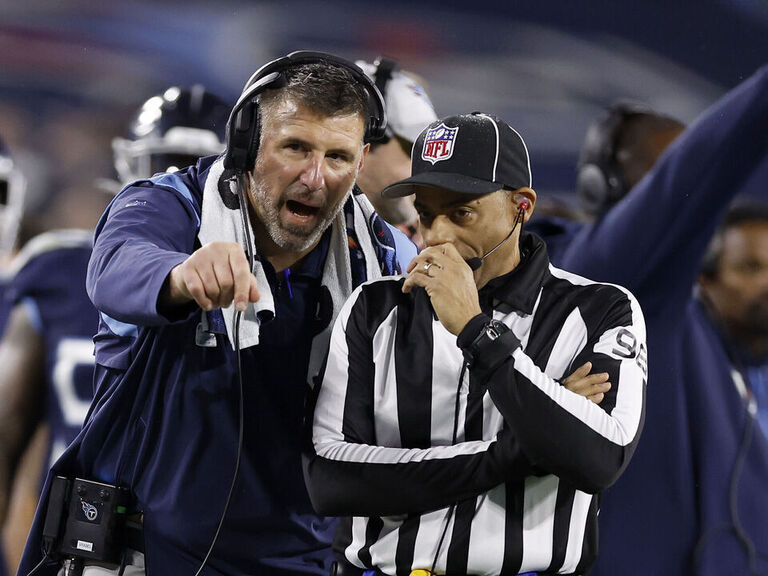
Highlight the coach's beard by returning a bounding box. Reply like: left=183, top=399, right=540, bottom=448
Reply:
left=250, top=175, right=354, bottom=253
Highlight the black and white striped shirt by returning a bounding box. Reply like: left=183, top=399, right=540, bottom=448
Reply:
left=305, top=234, right=647, bottom=575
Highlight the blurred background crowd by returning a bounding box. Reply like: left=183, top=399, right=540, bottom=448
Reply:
left=1, top=0, right=767, bottom=239
left=2, top=1, right=768, bottom=575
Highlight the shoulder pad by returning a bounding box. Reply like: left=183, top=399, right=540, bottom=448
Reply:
left=10, top=229, right=93, bottom=276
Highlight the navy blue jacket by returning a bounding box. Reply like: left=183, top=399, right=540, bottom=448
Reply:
left=536, top=66, right=768, bottom=575
left=18, top=157, right=400, bottom=576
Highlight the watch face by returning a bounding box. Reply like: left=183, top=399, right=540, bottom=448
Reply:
left=486, top=320, right=506, bottom=340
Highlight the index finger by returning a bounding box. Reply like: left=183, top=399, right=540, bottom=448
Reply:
left=562, top=362, right=592, bottom=386
left=229, top=248, right=257, bottom=312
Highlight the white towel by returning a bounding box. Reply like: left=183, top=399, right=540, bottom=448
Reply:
left=197, top=157, right=384, bottom=386
left=198, top=158, right=274, bottom=349
left=306, top=189, right=384, bottom=386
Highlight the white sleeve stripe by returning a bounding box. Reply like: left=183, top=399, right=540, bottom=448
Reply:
left=561, top=491, right=594, bottom=572
left=511, top=347, right=641, bottom=446
left=372, top=307, right=403, bottom=447
left=315, top=438, right=495, bottom=465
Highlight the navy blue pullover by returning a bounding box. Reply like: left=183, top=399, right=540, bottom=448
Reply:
left=18, top=156, right=400, bottom=576
left=533, top=65, right=768, bottom=575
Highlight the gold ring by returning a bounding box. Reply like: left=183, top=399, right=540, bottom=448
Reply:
left=423, top=262, right=432, bottom=272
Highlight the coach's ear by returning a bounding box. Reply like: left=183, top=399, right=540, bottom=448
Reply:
left=358, top=142, right=370, bottom=174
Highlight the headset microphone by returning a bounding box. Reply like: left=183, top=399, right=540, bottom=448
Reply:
left=466, top=196, right=528, bottom=271
left=466, top=258, right=482, bottom=272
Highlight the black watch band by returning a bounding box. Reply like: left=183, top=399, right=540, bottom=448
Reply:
left=463, top=319, right=511, bottom=366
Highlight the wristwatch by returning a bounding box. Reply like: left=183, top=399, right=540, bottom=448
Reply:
left=463, top=319, right=511, bottom=366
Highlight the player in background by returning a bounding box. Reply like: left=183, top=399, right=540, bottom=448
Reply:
left=0, top=136, right=26, bottom=323
left=547, top=67, right=768, bottom=575
left=0, top=136, right=27, bottom=576
left=0, top=85, right=230, bottom=576
left=355, top=57, right=438, bottom=251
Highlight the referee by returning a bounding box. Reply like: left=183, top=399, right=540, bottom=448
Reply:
left=304, top=112, right=647, bottom=576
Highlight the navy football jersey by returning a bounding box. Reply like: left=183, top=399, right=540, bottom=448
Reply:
left=8, top=230, right=97, bottom=471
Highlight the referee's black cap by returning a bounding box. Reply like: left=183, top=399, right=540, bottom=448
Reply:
left=381, top=112, right=532, bottom=198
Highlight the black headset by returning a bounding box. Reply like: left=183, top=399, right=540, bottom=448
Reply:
left=370, top=56, right=398, bottom=143
left=575, top=101, right=656, bottom=215
left=373, top=56, right=397, bottom=97
left=201, top=53, right=387, bottom=576
left=223, top=50, right=387, bottom=173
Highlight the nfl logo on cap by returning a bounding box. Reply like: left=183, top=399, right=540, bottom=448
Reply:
left=381, top=112, right=533, bottom=199
left=421, top=123, right=458, bottom=165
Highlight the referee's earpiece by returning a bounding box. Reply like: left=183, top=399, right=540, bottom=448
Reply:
left=223, top=50, right=387, bottom=174
left=466, top=192, right=530, bottom=271
left=514, top=194, right=530, bottom=213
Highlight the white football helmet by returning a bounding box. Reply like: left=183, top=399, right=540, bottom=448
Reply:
left=0, top=139, right=27, bottom=256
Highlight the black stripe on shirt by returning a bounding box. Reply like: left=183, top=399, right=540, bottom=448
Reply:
left=446, top=365, right=485, bottom=572
left=333, top=517, right=353, bottom=564
left=446, top=499, right=475, bottom=574
left=501, top=477, right=525, bottom=575
left=524, top=279, right=576, bottom=372
left=547, top=482, right=576, bottom=572
left=395, top=287, right=434, bottom=448
left=575, top=494, right=600, bottom=575
left=360, top=516, right=383, bottom=567
left=341, top=281, right=402, bottom=444
left=395, top=514, right=420, bottom=576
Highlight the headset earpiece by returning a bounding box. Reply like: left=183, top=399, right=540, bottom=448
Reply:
left=575, top=163, right=610, bottom=213
left=370, top=57, right=398, bottom=143
left=225, top=71, right=286, bottom=172
left=224, top=51, right=387, bottom=173
left=576, top=101, right=654, bottom=214
left=226, top=99, right=258, bottom=173
left=513, top=194, right=530, bottom=212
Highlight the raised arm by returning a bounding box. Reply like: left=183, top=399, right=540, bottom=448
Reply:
left=88, top=178, right=260, bottom=323
left=561, top=64, right=768, bottom=306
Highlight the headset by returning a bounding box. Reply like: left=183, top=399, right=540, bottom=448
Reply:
left=373, top=57, right=397, bottom=97
left=370, top=56, right=398, bottom=143
left=191, top=52, right=386, bottom=576
left=575, top=101, right=656, bottom=215
left=223, top=50, right=387, bottom=174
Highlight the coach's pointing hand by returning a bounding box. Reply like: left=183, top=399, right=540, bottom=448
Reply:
left=162, top=242, right=260, bottom=312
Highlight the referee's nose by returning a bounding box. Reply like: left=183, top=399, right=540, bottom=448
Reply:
left=421, top=213, right=456, bottom=248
